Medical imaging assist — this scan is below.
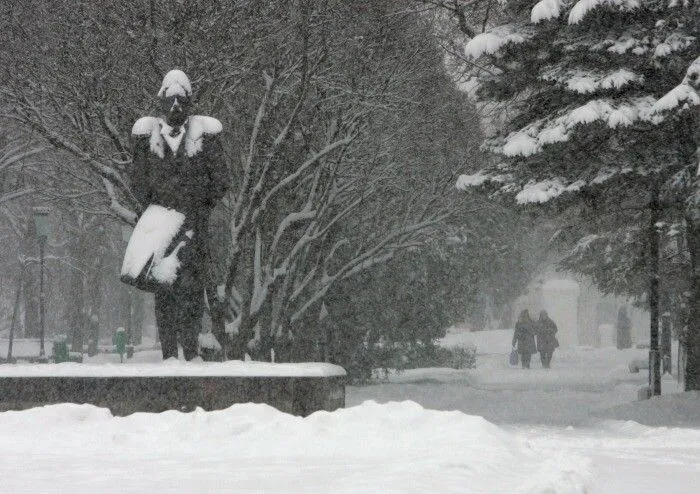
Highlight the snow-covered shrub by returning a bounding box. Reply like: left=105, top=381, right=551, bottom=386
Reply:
left=402, top=342, right=477, bottom=370
left=444, top=345, right=478, bottom=370
left=351, top=341, right=478, bottom=383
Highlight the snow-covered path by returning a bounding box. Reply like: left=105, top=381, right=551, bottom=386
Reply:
left=348, top=330, right=680, bottom=426
left=346, top=385, right=700, bottom=493
left=513, top=422, right=700, bottom=494
left=346, top=356, right=650, bottom=426
left=344, top=330, right=700, bottom=493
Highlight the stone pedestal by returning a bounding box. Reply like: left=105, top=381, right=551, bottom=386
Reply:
left=0, top=362, right=346, bottom=417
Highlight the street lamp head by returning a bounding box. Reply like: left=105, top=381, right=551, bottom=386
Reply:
left=32, top=206, right=52, bottom=239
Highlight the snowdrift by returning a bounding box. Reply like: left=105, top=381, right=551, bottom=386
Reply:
left=0, top=400, right=593, bottom=493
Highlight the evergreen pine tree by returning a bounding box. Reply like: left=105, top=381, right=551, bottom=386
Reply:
left=454, top=0, right=700, bottom=388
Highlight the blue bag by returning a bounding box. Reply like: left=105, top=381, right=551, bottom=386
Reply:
left=509, top=348, right=519, bottom=366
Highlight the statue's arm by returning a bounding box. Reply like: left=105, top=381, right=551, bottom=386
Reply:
left=206, top=135, right=230, bottom=205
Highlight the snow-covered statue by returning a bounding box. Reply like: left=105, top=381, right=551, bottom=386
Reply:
left=121, top=69, right=228, bottom=360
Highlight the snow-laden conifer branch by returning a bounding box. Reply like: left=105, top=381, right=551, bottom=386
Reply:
left=495, top=97, right=657, bottom=157
left=464, top=24, right=534, bottom=58
left=531, top=0, right=565, bottom=23
left=540, top=68, right=643, bottom=94
left=567, top=0, right=641, bottom=25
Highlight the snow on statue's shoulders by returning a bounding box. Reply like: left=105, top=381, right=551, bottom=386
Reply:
left=0, top=361, right=347, bottom=378
left=132, top=116, right=159, bottom=136
left=189, top=115, right=222, bottom=137
left=184, top=116, right=222, bottom=157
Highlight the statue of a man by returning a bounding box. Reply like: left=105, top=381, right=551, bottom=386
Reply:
left=126, top=69, right=228, bottom=360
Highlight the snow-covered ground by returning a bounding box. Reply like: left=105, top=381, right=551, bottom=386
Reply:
left=0, top=328, right=698, bottom=493
left=0, top=400, right=595, bottom=494
left=348, top=329, right=700, bottom=493
left=352, top=328, right=682, bottom=425
left=0, top=337, right=56, bottom=358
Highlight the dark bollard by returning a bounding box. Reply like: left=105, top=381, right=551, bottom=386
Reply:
left=52, top=336, right=69, bottom=364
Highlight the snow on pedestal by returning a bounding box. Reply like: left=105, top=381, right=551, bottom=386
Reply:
left=0, top=360, right=346, bottom=378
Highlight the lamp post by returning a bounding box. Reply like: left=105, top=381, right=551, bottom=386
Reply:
left=33, top=207, right=51, bottom=361
left=7, top=264, right=26, bottom=363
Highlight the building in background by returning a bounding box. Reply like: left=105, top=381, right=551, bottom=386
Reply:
left=512, top=276, right=649, bottom=348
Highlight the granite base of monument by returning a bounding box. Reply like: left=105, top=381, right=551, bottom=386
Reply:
left=0, top=362, right=346, bottom=417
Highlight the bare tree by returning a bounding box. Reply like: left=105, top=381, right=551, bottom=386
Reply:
left=1, top=0, right=482, bottom=359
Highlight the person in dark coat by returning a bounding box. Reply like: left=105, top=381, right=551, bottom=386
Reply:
left=616, top=306, right=632, bottom=350
left=512, top=309, right=537, bottom=369
left=128, top=69, right=228, bottom=360
left=536, top=310, right=559, bottom=368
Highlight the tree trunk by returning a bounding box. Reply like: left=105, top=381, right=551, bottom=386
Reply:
left=8, top=270, right=23, bottom=360
left=23, top=267, right=40, bottom=338
left=680, top=113, right=700, bottom=391
left=684, top=218, right=700, bottom=390
left=88, top=250, right=103, bottom=346
left=648, top=185, right=661, bottom=396
left=67, top=257, right=85, bottom=352
left=21, top=221, right=40, bottom=338
left=131, top=292, right=144, bottom=345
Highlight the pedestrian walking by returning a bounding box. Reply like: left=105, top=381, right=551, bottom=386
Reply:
left=616, top=306, right=632, bottom=350
left=512, top=309, right=537, bottom=369
left=536, top=310, right=559, bottom=368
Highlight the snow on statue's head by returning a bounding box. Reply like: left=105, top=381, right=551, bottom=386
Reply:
left=158, top=69, right=192, bottom=127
